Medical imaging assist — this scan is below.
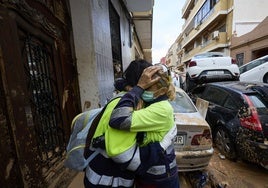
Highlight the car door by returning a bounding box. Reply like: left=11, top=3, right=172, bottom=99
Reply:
left=201, top=86, right=239, bottom=135
left=220, top=94, right=241, bottom=137
left=190, top=84, right=239, bottom=133
left=240, top=57, right=268, bottom=82
left=201, top=86, right=227, bottom=130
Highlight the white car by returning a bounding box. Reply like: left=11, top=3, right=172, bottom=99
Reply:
left=239, top=55, right=268, bottom=83
left=169, top=87, right=213, bottom=172
left=186, top=52, right=240, bottom=91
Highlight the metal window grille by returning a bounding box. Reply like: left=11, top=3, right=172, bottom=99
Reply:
left=22, top=33, right=65, bottom=168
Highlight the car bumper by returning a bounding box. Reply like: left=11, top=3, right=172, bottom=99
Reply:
left=239, top=139, right=268, bottom=170
left=193, top=74, right=239, bottom=83
left=175, top=148, right=214, bottom=172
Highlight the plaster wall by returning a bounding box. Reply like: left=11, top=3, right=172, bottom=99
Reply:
left=70, top=0, right=134, bottom=109
left=233, top=0, right=268, bottom=37
left=69, top=0, right=99, bottom=110
left=111, top=0, right=136, bottom=70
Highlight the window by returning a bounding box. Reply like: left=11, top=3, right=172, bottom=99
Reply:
left=248, top=95, right=267, bottom=108
left=240, top=56, right=268, bottom=74
left=236, top=53, right=244, bottom=67
left=194, top=0, right=212, bottom=27
left=203, top=87, right=228, bottom=106
left=170, top=91, right=196, bottom=113
left=20, top=30, right=65, bottom=164
left=224, top=97, right=238, bottom=110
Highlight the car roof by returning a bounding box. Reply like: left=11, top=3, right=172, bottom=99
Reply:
left=205, top=81, right=268, bottom=94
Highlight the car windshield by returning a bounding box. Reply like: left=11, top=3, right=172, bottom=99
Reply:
left=170, top=91, right=197, bottom=113
left=239, top=56, right=268, bottom=74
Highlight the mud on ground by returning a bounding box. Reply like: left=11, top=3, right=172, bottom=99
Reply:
left=205, top=148, right=268, bottom=188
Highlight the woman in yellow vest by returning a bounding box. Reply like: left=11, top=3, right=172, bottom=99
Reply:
left=108, top=64, right=178, bottom=188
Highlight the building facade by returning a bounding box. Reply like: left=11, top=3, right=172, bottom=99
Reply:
left=70, top=0, right=153, bottom=110
left=176, top=0, right=268, bottom=67
left=231, top=16, right=268, bottom=66
left=0, top=0, right=153, bottom=187
left=166, top=40, right=179, bottom=68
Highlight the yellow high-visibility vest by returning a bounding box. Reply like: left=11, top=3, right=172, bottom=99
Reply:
left=93, top=98, right=174, bottom=158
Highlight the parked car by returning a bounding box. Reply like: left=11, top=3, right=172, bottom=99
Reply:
left=189, top=81, right=268, bottom=169
left=169, top=87, right=213, bottom=172
left=186, top=52, right=240, bottom=91
left=239, top=55, right=268, bottom=83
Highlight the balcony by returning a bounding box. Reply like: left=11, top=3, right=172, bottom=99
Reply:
left=182, top=0, right=206, bottom=30
left=182, top=0, right=228, bottom=50
left=182, top=32, right=228, bottom=62
left=124, top=0, right=154, bottom=11
left=181, top=0, right=195, bottom=19
left=124, top=0, right=154, bottom=62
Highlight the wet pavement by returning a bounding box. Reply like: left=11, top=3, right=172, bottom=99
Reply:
left=68, top=148, right=268, bottom=188
left=68, top=172, right=83, bottom=188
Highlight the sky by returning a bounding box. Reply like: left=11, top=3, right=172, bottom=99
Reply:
left=152, top=0, right=186, bottom=64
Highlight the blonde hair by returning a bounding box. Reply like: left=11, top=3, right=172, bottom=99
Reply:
left=166, top=83, right=176, bottom=101
left=155, top=69, right=176, bottom=101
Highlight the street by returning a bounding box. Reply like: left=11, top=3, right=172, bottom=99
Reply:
left=179, top=148, right=268, bottom=188
left=68, top=147, right=268, bottom=188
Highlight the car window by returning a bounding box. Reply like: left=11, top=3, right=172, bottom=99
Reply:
left=223, top=96, right=239, bottom=110
left=246, top=60, right=261, bottom=70
left=239, top=57, right=268, bottom=74
left=247, top=94, right=267, bottom=108
left=170, top=91, right=197, bottom=113
left=190, top=85, right=206, bottom=99
left=247, top=94, right=268, bottom=115
left=203, top=86, right=228, bottom=106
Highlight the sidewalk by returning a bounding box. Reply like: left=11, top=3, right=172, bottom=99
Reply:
left=68, top=172, right=84, bottom=188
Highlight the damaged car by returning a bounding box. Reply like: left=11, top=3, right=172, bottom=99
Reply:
left=169, top=87, right=213, bottom=172
left=190, top=81, right=268, bottom=169
left=186, top=52, right=240, bottom=91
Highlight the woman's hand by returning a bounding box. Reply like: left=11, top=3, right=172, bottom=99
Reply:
left=137, top=66, right=161, bottom=90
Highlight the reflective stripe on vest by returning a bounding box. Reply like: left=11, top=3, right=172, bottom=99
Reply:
left=146, top=158, right=177, bottom=175
left=111, top=144, right=141, bottom=171
left=126, top=146, right=140, bottom=171
left=110, top=107, right=133, bottom=130
left=85, top=166, right=134, bottom=187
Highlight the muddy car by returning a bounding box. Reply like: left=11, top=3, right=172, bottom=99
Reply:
left=169, top=87, right=213, bottom=172
left=190, top=81, right=268, bottom=169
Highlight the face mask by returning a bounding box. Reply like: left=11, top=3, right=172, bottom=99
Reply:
left=141, top=91, right=155, bottom=102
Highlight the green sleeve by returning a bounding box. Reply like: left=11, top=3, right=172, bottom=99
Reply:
left=131, top=101, right=174, bottom=132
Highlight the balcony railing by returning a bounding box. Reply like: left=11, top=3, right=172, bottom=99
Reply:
left=182, top=0, right=206, bottom=30
left=182, top=32, right=228, bottom=62
left=181, top=0, right=228, bottom=49
left=182, top=0, right=195, bottom=19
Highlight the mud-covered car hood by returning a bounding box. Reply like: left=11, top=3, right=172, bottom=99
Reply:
left=174, top=112, right=208, bottom=126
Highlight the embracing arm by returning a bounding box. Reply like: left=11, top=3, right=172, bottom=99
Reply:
left=109, top=85, right=174, bottom=133
left=109, top=66, right=161, bottom=131
left=109, top=86, right=143, bottom=131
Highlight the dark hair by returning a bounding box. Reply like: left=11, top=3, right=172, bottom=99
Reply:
left=123, top=59, right=152, bottom=87
left=114, top=78, right=127, bottom=91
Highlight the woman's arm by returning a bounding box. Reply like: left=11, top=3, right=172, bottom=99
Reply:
left=109, top=86, right=173, bottom=132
